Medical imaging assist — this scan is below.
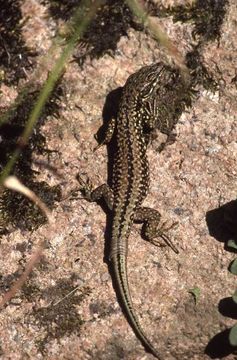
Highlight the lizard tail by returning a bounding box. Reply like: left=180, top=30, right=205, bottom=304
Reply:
left=112, top=254, right=162, bottom=359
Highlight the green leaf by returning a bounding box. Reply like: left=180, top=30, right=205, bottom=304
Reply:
left=229, top=323, right=237, bottom=346
left=232, top=290, right=237, bottom=304
left=229, top=259, right=237, bottom=275
left=227, top=240, right=237, bottom=250
left=188, top=287, right=200, bottom=305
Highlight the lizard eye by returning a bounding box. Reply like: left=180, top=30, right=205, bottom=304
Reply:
left=141, top=84, right=155, bottom=99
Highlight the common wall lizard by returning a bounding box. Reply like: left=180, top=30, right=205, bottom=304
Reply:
left=79, top=62, right=191, bottom=358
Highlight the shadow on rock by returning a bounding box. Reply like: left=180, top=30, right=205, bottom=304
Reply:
left=206, top=199, right=237, bottom=247
left=205, top=328, right=236, bottom=358
left=218, top=297, right=237, bottom=320
left=205, top=199, right=237, bottom=358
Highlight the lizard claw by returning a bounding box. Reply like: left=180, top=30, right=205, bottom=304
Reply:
left=76, top=173, right=94, bottom=201
left=93, top=133, right=103, bottom=152
left=93, top=142, right=104, bottom=152
left=151, top=221, right=179, bottom=254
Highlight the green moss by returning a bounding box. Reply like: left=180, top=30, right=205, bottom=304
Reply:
left=0, top=81, right=63, bottom=234
left=0, top=274, right=89, bottom=354
left=43, top=0, right=142, bottom=64
left=147, top=0, right=228, bottom=93
left=157, top=0, right=229, bottom=43
left=186, top=48, right=219, bottom=91
left=21, top=282, right=42, bottom=302
left=0, top=182, right=61, bottom=233
left=29, top=278, right=91, bottom=353
left=0, top=271, right=21, bottom=293
left=0, top=0, right=36, bottom=85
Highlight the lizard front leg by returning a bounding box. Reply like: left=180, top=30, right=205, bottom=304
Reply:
left=77, top=175, right=114, bottom=211
left=94, top=117, right=116, bottom=151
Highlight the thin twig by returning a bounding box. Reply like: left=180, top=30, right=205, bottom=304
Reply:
left=0, top=176, right=53, bottom=308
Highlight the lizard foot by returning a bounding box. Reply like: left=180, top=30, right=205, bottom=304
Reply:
left=149, top=221, right=179, bottom=254
left=76, top=173, right=94, bottom=202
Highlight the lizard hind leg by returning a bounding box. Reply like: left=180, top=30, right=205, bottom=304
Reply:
left=135, top=207, right=179, bottom=254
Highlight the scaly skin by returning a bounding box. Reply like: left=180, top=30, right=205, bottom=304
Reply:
left=80, top=62, right=191, bottom=358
